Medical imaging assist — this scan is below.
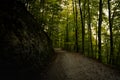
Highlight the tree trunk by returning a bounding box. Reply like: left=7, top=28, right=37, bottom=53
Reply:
left=108, top=0, right=114, bottom=64
left=66, top=4, right=69, bottom=50
left=87, top=0, right=93, bottom=57
left=98, top=0, right=103, bottom=61
left=75, top=0, right=79, bottom=52
left=79, top=0, right=85, bottom=54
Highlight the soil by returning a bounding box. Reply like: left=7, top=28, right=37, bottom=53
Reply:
left=40, top=48, right=120, bottom=80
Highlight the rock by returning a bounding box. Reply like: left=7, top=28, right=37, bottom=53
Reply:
left=0, top=1, right=54, bottom=80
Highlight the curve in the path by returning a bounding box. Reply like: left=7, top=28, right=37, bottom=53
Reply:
left=41, top=48, right=120, bottom=80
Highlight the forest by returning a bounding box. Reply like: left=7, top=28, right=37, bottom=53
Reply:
left=27, top=0, right=120, bottom=66
left=0, top=0, right=120, bottom=80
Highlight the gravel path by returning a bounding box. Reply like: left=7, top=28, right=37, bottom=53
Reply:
left=41, top=48, right=120, bottom=80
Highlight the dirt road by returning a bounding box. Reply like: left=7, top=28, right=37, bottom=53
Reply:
left=41, top=48, right=120, bottom=80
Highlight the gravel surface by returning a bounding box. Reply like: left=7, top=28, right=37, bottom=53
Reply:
left=41, top=48, right=120, bottom=80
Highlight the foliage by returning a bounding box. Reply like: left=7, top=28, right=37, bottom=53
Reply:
left=26, top=0, right=120, bottom=66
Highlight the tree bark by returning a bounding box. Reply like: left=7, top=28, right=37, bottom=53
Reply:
left=75, top=0, right=79, bottom=52
left=65, top=4, right=69, bottom=50
left=108, top=0, right=114, bottom=64
left=79, top=0, right=85, bottom=54
left=98, top=0, right=103, bottom=61
left=87, top=0, right=93, bottom=57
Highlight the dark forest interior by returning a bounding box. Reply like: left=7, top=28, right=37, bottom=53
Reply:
left=0, top=0, right=120, bottom=80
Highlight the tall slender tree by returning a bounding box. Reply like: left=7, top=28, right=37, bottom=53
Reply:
left=65, top=1, right=69, bottom=50
left=108, top=0, right=120, bottom=64
left=98, top=0, right=103, bottom=61
left=108, top=0, right=113, bottom=64
left=74, top=0, right=79, bottom=52
left=78, top=0, right=85, bottom=54
left=87, top=0, right=93, bottom=57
